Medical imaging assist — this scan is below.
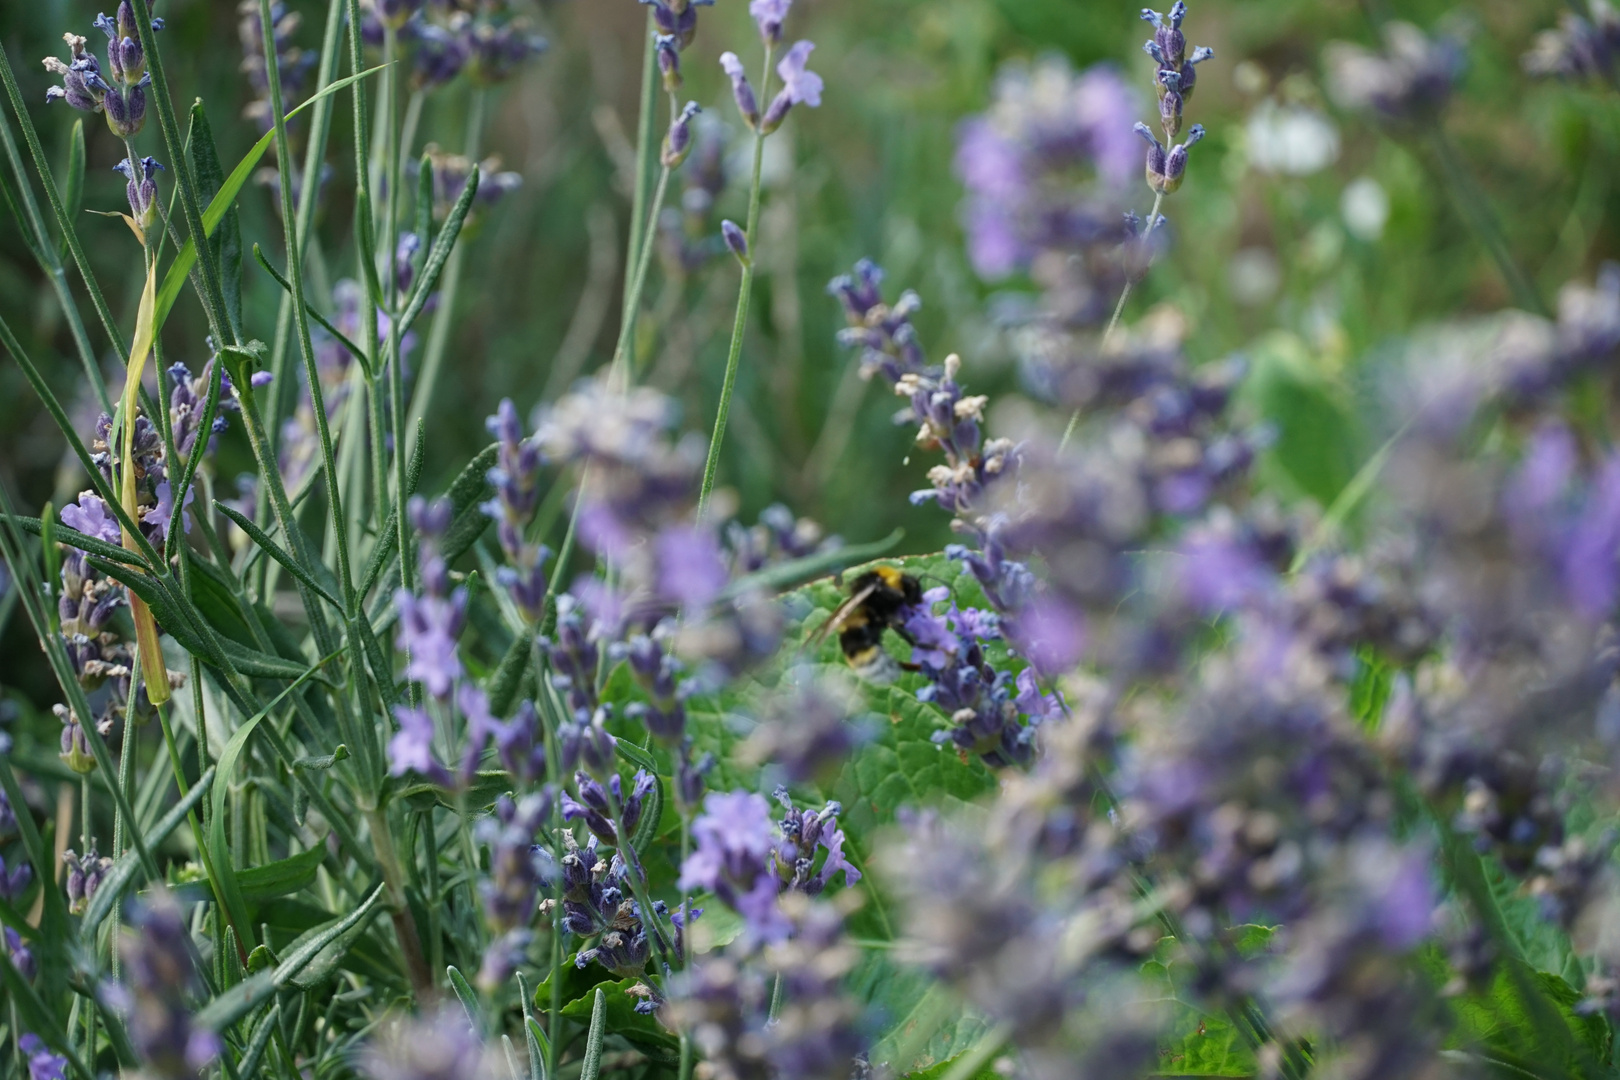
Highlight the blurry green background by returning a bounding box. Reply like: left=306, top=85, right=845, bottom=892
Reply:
left=0, top=0, right=1614, bottom=592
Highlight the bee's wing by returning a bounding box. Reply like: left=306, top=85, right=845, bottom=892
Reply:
left=810, top=584, right=879, bottom=648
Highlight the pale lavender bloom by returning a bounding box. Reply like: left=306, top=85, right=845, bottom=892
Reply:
left=1563, top=456, right=1620, bottom=619
left=363, top=1005, right=494, bottom=1080
left=776, top=40, right=822, bottom=105
left=250, top=370, right=274, bottom=388
left=749, top=0, right=791, bottom=43
left=388, top=705, right=452, bottom=788
left=680, top=790, right=789, bottom=941
left=0, top=852, right=32, bottom=902
left=720, top=51, right=759, bottom=126
left=760, top=40, right=822, bottom=132
left=394, top=588, right=466, bottom=699
left=19, top=1034, right=66, bottom=1080
left=1005, top=593, right=1085, bottom=677
left=141, top=479, right=194, bottom=541
left=656, top=523, right=728, bottom=609
left=1177, top=528, right=1275, bottom=614
left=3, top=926, right=34, bottom=981
left=61, top=493, right=122, bottom=545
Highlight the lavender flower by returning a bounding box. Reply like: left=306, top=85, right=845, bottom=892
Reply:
left=167, top=359, right=241, bottom=459
left=114, top=156, right=163, bottom=232
left=640, top=0, right=714, bottom=51
left=395, top=495, right=467, bottom=699
left=739, top=670, right=868, bottom=784
left=44, top=4, right=159, bottom=137
left=2, top=926, right=34, bottom=982
left=750, top=0, right=791, bottom=44
left=465, top=18, right=547, bottom=85
left=953, top=58, right=1140, bottom=281
left=770, top=789, right=860, bottom=895
left=616, top=624, right=691, bottom=744
left=482, top=398, right=551, bottom=620
left=761, top=40, right=822, bottom=134
left=1326, top=21, right=1466, bottom=126
left=679, top=790, right=788, bottom=943
left=363, top=1005, right=496, bottom=1080
left=111, top=891, right=222, bottom=1080
left=238, top=0, right=315, bottom=130
left=1133, top=121, right=1205, bottom=194
left=721, top=219, right=749, bottom=265
left=475, top=792, right=554, bottom=989
left=662, top=101, right=702, bottom=168
left=560, top=769, right=655, bottom=848
left=19, top=1035, right=66, bottom=1080
left=720, top=52, right=759, bottom=128
left=63, top=844, right=111, bottom=915
left=1524, top=3, right=1620, bottom=82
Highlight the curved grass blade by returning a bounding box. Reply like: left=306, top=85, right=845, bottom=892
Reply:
left=153, top=64, right=386, bottom=331
left=216, top=502, right=343, bottom=609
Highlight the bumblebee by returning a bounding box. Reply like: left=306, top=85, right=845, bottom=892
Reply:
left=816, top=566, right=923, bottom=683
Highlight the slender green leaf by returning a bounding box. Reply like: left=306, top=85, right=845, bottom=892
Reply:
left=236, top=843, right=325, bottom=902
left=396, top=164, right=479, bottom=339
left=277, top=883, right=386, bottom=989
left=215, top=502, right=343, bottom=609
left=718, top=528, right=905, bottom=602
left=580, top=988, right=609, bottom=1080
left=59, top=118, right=84, bottom=260
left=189, top=101, right=243, bottom=338
left=449, top=964, right=484, bottom=1033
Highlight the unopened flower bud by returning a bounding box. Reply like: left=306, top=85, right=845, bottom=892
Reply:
left=662, top=101, right=701, bottom=168
left=721, top=219, right=749, bottom=266
left=1136, top=121, right=1203, bottom=194
left=114, top=155, right=162, bottom=232
left=720, top=51, right=759, bottom=128
left=656, top=34, right=682, bottom=90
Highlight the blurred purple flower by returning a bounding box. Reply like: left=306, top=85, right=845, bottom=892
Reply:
left=657, top=523, right=728, bottom=609
left=19, top=1035, right=65, bottom=1080
left=395, top=589, right=466, bottom=699
left=680, top=790, right=789, bottom=943
left=388, top=705, right=451, bottom=788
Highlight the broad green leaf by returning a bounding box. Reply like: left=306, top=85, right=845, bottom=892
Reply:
left=901, top=1053, right=1001, bottom=1080
left=1240, top=331, right=1361, bottom=510
left=188, top=101, right=242, bottom=338
left=561, top=979, right=678, bottom=1055
left=235, top=844, right=325, bottom=903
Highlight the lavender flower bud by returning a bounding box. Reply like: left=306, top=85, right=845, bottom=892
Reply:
left=114, top=155, right=163, bottom=232
left=662, top=101, right=701, bottom=168
left=1135, top=121, right=1203, bottom=194
left=720, top=52, right=759, bottom=128
left=43, top=34, right=105, bottom=112
left=101, top=79, right=148, bottom=137
left=63, top=845, right=111, bottom=915
left=721, top=219, right=749, bottom=266
left=655, top=34, right=681, bottom=91
left=3, top=927, right=34, bottom=983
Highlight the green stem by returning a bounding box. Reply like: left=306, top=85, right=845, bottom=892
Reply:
left=696, top=44, right=774, bottom=520
left=366, top=807, right=434, bottom=1000
left=382, top=27, right=414, bottom=603
left=406, top=88, right=487, bottom=461
left=624, top=14, right=660, bottom=332
left=267, top=0, right=348, bottom=457
left=260, top=0, right=356, bottom=613
left=607, top=165, right=672, bottom=391
left=1427, top=127, right=1548, bottom=318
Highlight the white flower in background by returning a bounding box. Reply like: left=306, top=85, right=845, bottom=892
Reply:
left=1341, top=176, right=1390, bottom=241
left=1244, top=99, right=1339, bottom=175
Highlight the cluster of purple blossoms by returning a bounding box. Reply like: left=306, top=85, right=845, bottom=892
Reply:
left=552, top=830, right=695, bottom=994
left=363, top=1005, right=496, bottom=1080
left=1325, top=20, right=1467, bottom=128
left=831, top=261, right=1080, bottom=758
left=678, top=790, right=788, bottom=944
left=18, top=1035, right=66, bottom=1080
left=360, top=0, right=546, bottom=90
left=422, top=146, right=524, bottom=221
left=63, top=844, right=112, bottom=915
left=739, top=670, right=867, bottom=785
left=237, top=0, right=316, bottom=131
left=106, top=891, right=222, bottom=1080
left=1132, top=4, right=1211, bottom=197
left=475, top=791, right=554, bottom=990
left=43, top=1, right=162, bottom=137
left=715, top=0, right=823, bottom=139
left=663, top=896, right=865, bottom=1080
left=168, top=358, right=242, bottom=459
left=768, top=788, right=859, bottom=896
left=88, top=405, right=191, bottom=547
left=561, top=768, right=655, bottom=849
left=954, top=57, right=1141, bottom=290
left=54, top=493, right=134, bottom=773
left=481, top=398, right=550, bottom=621
left=1525, top=1, right=1620, bottom=84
